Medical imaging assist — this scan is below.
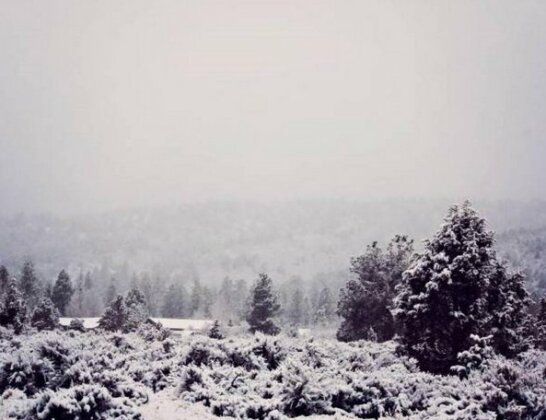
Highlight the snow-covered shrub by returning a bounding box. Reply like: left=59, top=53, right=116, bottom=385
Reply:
left=137, top=360, right=173, bottom=392
left=451, top=335, right=495, bottom=378
left=277, top=359, right=331, bottom=416
left=180, top=338, right=228, bottom=367
left=250, top=335, right=286, bottom=370
left=0, top=325, right=14, bottom=340
left=69, top=318, right=86, bottom=332
left=2, top=324, right=546, bottom=419
left=0, top=348, right=53, bottom=395
left=208, top=320, right=224, bottom=339
left=30, top=384, right=142, bottom=419
left=136, top=319, right=171, bottom=342
left=179, top=366, right=205, bottom=394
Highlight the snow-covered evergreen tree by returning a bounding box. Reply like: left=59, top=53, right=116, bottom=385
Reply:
left=30, top=297, right=60, bottom=330
left=51, top=269, right=74, bottom=316
left=98, top=294, right=127, bottom=332
left=246, top=273, right=281, bottom=335
left=394, top=202, right=529, bottom=373
left=337, top=235, right=413, bottom=342
left=125, top=287, right=149, bottom=331
left=0, top=278, right=27, bottom=333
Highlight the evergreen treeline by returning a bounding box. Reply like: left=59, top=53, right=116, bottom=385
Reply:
left=0, top=263, right=338, bottom=329
left=2, top=201, right=546, bottom=375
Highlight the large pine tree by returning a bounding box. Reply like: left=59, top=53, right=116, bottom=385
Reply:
left=337, top=235, right=413, bottom=342
left=31, top=297, right=60, bottom=331
left=394, top=202, right=529, bottom=373
left=246, top=273, right=281, bottom=335
left=0, top=279, right=27, bottom=333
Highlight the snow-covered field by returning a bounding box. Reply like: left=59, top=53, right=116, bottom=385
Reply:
left=1, top=326, right=546, bottom=419
left=59, top=317, right=213, bottom=331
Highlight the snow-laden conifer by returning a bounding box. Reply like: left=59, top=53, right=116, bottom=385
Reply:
left=394, top=201, right=529, bottom=373
left=246, top=273, right=281, bottom=335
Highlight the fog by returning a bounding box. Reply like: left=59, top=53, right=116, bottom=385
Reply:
left=1, top=0, right=546, bottom=215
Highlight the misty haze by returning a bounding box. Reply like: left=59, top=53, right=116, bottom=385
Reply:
left=1, top=1, right=546, bottom=419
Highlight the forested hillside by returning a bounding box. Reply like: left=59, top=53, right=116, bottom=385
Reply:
left=1, top=200, right=546, bottom=292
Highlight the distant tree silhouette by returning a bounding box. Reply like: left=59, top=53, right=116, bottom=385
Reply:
left=52, top=270, right=74, bottom=316
left=246, top=273, right=281, bottom=335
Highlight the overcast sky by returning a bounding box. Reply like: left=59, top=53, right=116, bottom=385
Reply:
left=1, top=0, right=545, bottom=215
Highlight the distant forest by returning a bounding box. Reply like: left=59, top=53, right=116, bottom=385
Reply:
left=1, top=199, right=546, bottom=319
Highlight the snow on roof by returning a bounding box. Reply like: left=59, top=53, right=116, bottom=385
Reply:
left=59, top=318, right=213, bottom=331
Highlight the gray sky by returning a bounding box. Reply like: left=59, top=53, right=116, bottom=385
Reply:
left=1, top=0, right=545, bottom=214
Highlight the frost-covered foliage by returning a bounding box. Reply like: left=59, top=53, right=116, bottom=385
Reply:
left=99, top=289, right=151, bottom=334
left=395, top=202, right=530, bottom=373
left=0, top=279, right=27, bottom=334
left=29, top=384, right=142, bottom=419
left=98, top=294, right=127, bottom=332
left=125, top=288, right=149, bottom=332
left=174, top=334, right=546, bottom=419
left=1, top=328, right=546, bottom=419
left=0, top=327, right=172, bottom=418
left=30, top=298, right=60, bottom=331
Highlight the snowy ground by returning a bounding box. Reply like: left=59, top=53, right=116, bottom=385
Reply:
left=140, top=388, right=356, bottom=420
left=140, top=388, right=227, bottom=420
